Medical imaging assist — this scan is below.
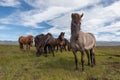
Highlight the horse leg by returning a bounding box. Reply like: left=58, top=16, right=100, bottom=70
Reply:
left=48, top=46, right=51, bottom=53
left=85, top=50, right=90, bottom=66
left=91, top=48, right=96, bottom=66
left=51, top=46, right=55, bottom=57
left=68, top=44, right=71, bottom=51
left=73, top=50, right=78, bottom=70
left=56, top=45, right=58, bottom=52
left=26, top=45, right=28, bottom=51
left=80, top=50, right=85, bottom=72
left=19, top=42, right=23, bottom=50
left=60, top=45, right=63, bottom=53
left=44, top=45, right=48, bottom=57
left=28, top=45, right=30, bottom=51
left=36, top=49, right=40, bottom=57
left=90, top=49, right=94, bottom=67
left=62, top=44, right=66, bottom=51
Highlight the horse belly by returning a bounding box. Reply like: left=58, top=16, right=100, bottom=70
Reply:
left=70, top=41, right=80, bottom=51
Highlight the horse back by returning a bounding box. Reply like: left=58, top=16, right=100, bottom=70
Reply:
left=19, top=36, right=26, bottom=44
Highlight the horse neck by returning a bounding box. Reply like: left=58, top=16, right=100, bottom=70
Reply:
left=71, top=22, right=81, bottom=37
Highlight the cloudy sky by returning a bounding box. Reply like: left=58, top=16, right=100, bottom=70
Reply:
left=0, top=0, right=120, bottom=41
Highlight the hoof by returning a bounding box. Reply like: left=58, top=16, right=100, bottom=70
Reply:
left=45, top=55, right=47, bottom=57
left=91, top=64, right=95, bottom=67
left=88, top=63, right=90, bottom=66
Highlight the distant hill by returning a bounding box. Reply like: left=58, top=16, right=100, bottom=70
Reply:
left=96, top=41, right=120, bottom=46
left=0, top=40, right=120, bottom=46
left=0, top=40, right=18, bottom=45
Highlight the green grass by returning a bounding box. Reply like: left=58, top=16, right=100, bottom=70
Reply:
left=0, top=45, right=120, bottom=80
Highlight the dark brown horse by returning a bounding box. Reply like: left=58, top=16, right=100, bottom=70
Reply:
left=57, top=32, right=65, bottom=52
left=34, top=34, right=45, bottom=50
left=70, top=13, right=96, bottom=71
left=18, top=35, right=33, bottom=51
left=62, top=38, right=71, bottom=51
left=35, top=33, right=56, bottom=57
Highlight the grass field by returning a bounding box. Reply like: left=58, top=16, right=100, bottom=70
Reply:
left=0, top=45, right=120, bottom=80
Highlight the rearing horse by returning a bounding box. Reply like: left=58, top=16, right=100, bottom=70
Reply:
left=70, top=13, right=96, bottom=71
left=18, top=35, right=33, bottom=51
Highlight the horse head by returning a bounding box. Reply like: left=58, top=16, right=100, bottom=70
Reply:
left=46, top=33, right=52, bottom=38
left=71, top=13, right=83, bottom=25
left=59, top=32, right=65, bottom=41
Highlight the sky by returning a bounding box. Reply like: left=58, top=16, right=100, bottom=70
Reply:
left=0, top=0, right=120, bottom=41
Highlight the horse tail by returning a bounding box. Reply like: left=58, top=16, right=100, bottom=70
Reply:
left=18, top=37, right=23, bottom=49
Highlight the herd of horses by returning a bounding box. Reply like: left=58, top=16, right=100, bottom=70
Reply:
left=18, top=13, right=96, bottom=72
left=19, top=32, right=70, bottom=56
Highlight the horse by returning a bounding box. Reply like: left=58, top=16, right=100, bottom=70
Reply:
left=62, top=38, right=71, bottom=51
left=70, top=13, right=96, bottom=71
left=34, top=34, right=45, bottom=50
left=36, top=33, right=56, bottom=57
left=57, top=32, right=65, bottom=53
left=18, top=35, right=33, bottom=51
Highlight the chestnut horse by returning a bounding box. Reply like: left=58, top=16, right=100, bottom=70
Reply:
left=70, top=13, right=96, bottom=71
left=18, top=35, right=33, bottom=51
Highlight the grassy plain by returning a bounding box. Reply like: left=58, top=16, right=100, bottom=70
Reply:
left=0, top=45, right=120, bottom=80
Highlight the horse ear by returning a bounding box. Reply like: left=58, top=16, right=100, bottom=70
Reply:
left=71, top=13, right=74, bottom=18
left=81, top=13, right=84, bottom=18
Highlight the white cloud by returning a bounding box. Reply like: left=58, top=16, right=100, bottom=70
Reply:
left=24, top=0, right=101, bottom=8
left=0, top=0, right=20, bottom=7
left=0, top=6, right=72, bottom=28
left=22, top=6, right=72, bottom=27
left=96, top=21, right=120, bottom=33
left=0, top=0, right=101, bottom=28
left=44, top=0, right=120, bottom=41
left=0, top=0, right=120, bottom=41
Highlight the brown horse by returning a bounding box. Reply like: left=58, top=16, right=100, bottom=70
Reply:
left=34, top=34, right=45, bottom=50
left=70, top=13, right=96, bottom=71
left=62, top=38, right=71, bottom=51
left=35, top=33, right=56, bottom=57
left=18, top=35, right=33, bottom=51
left=57, top=32, right=65, bottom=52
